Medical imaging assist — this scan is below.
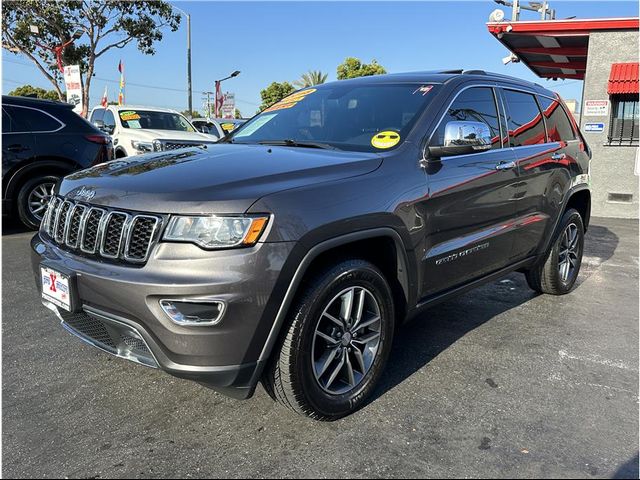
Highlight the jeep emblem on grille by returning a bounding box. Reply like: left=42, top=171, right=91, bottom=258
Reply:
left=74, top=186, right=96, bottom=201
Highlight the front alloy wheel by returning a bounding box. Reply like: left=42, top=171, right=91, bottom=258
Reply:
left=264, top=259, right=395, bottom=420
left=312, top=287, right=382, bottom=395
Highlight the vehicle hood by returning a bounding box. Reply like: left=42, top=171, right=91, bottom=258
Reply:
left=124, top=129, right=215, bottom=142
left=60, top=144, right=383, bottom=214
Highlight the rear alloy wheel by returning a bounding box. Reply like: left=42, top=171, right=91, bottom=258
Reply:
left=16, top=175, right=58, bottom=230
left=264, top=259, right=394, bottom=420
left=525, top=208, right=584, bottom=295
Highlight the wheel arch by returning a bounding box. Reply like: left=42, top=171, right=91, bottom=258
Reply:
left=250, top=227, right=412, bottom=390
left=4, top=158, right=77, bottom=203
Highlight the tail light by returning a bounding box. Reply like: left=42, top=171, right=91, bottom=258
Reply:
left=85, top=134, right=111, bottom=145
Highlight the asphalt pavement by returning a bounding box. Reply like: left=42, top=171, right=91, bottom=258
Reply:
left=2, top=217, right=638, bottom=479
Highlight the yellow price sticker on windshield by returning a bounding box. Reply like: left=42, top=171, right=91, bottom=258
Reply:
left=221, top=123, right=236, bottom=132
left=371, top=131, right=401, bottom=149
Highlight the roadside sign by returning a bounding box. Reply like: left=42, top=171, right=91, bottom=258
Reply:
left=584, top=122, right=605, bottom=132
left=221, top=92, right=235, bottom=119
left=63, top=65, right=83, bottom=115
left=584, top=100, right=609, bottom=117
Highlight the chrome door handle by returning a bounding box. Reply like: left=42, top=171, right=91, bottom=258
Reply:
left=551, top=152, right=567, bottom=161
left=495, top=161, right=516, bottom=171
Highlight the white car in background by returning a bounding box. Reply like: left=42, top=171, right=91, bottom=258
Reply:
left=89, top=105, right=218, bottom=158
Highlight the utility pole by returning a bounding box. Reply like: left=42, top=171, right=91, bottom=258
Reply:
left=173, top=6, right=192, bottom=116
left=202, top=91, right=214, bottom=118
left=186, top=13, right=192, bottom=116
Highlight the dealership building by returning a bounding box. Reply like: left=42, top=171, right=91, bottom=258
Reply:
left=487, top=17, right=639, bottom=218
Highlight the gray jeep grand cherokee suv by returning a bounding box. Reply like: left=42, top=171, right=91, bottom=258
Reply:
left=32, top=70, right=591, bottom=420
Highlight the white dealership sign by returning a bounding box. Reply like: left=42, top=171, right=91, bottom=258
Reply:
left=221, top=92, right=235, bottom=119
left=63, top=65, right=83, bottom=114
left=584, top=100, right=609, bottom=117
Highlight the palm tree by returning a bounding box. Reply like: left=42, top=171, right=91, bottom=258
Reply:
left=294, top=70, right=328, bottom=88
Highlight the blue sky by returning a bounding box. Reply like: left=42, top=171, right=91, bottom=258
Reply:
left=3, top=0, right=638, bottom=116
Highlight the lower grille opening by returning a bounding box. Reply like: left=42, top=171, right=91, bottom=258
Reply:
left=59, top=310, right=157, bottom=368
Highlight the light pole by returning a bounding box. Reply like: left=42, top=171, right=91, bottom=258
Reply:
left=214, top=70, right=240, bottom=117
left=30, top=25, right=84, bottom=73
left=173, top=6, right=192, bottom=117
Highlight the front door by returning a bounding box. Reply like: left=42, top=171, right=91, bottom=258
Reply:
left=420, top=86, right=519, bottom=298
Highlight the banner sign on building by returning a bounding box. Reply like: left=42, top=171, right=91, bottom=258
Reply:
left=221, top=92, right=235, bottom=119
left=584, top=100, right=609, bottom=117
left=63, top=65, right=83, bottom=114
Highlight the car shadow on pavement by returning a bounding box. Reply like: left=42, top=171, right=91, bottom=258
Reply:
left=613, top=453, right=640, bottom=479
left=367, top=223, right=621, bottom=406
left=2, top=218, right=33, bottom=236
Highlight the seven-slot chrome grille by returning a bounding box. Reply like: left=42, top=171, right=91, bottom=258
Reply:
left=41, top=197, right=161, bottom=264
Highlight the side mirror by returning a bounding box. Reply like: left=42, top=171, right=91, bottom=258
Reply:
left=94, top=120, right=114, bottom=135
left=428, top=121, right=492, bottom=158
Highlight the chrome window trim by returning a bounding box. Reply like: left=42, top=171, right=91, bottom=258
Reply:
left=80, top=207, right=107, bottom=254
left=3, top=104, right=66, bottom=134
left=123, top=215, right=161, bottom=263
left=99, top=211, right=131, bottom=259
left=425, top=82, right=558, bottom=153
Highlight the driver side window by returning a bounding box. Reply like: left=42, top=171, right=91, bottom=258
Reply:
left=433, top=87, right=502, bottom=149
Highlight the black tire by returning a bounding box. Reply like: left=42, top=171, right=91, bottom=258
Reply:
left=263, top=259, right=395, bottom=420
left=16, top=174, right=58, bottom=230
left=525, top=208, right=584, bottom=295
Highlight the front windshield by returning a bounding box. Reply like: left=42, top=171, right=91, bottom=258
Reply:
left=229, top=83, right=439, bottom=152
left=119, top=110, right=195, bottom=132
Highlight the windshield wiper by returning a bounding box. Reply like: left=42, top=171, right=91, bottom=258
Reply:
left=258, top=139, right=338, bottom=150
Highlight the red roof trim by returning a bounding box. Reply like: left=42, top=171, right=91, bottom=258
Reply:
left=488, top=17, right=639, bottom=35
left=608, top=63, right=639, bottom=94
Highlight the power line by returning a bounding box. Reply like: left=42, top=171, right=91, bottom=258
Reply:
left=3, top=57, right=259, bottom=106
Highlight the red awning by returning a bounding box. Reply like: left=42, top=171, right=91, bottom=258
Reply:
left=487, top=17, right=640, bottom=81
left=608, top=63, right=639, bottom=94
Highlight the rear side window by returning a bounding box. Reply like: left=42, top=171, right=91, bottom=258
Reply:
left=433, top=87, right=502, bottom=149
left=3, top=105, right=63, bottom=133
left=90, top=108, right=105, bottom=123
left=537, top=96, right=576, bottom=142
left=502, top=90, right=546, bottom=147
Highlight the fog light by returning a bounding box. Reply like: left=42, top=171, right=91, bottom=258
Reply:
left=159, top=299, right=226, bottom=326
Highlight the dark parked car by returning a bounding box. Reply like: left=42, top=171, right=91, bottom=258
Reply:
left=32, top=70, right=591, bottom=420
left=2, top=95, right=112, bottom=229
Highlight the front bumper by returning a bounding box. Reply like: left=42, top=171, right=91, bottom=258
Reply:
left=31, top=233, right=295, bottom=399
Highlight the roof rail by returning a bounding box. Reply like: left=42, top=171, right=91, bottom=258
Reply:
left=462, top=69, right=488, bottom=75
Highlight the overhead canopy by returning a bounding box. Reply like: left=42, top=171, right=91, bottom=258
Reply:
left=608, top=63, right=639, bottom=94
left=487, top=17, right=640, bottom=80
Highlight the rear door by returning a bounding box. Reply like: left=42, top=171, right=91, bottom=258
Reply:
left=2, top=105, right=37, bottom=182
left=421, top=85, right=519, bottom=297
left=502, top=89, right=576, bottom=261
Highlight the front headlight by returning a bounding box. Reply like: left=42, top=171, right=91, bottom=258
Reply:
left=131, top=140, right=154, bottom=153
left=163, top=215, right=269, bottom=249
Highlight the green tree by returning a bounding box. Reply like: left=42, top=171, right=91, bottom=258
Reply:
left=234, top=108, right=243, bottom=119
left=336, top=57, right=386, bottom=80
left=181, top=109, right=200, bottom=119
left=294, top=70, right=328, bottom=88
left=8, top=84, right=60, bottom=101
left=258, top=81, right=295, bottom=112
left=2, top=1, right=180, bottom=117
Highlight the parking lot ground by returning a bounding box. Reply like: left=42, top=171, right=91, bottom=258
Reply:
left=2, top=217, right=638, bottom=479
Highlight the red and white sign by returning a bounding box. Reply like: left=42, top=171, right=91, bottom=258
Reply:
left=63, top=65, right=83, bottom=115
left=584, top=100, right=609, bottom=117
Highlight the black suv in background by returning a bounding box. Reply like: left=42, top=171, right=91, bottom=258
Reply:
left=32, top=70, right=591, bottom=420
left=2, top=95, right=112, bottom=229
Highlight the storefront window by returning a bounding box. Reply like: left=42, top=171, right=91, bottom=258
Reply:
left=608, top=95, right=639, bottom=145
